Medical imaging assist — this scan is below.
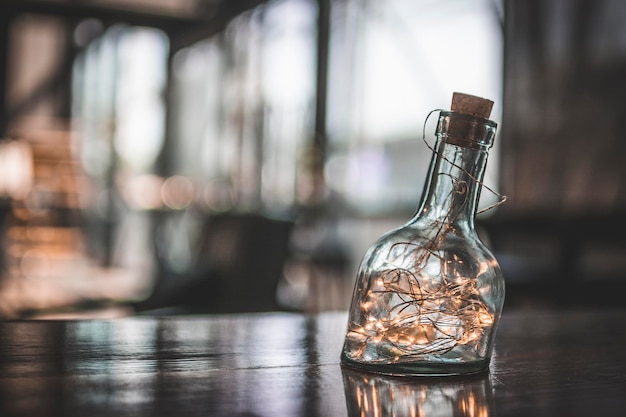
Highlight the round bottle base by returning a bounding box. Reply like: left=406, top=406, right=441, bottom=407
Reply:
left=340, top=352, right=490, bottom=377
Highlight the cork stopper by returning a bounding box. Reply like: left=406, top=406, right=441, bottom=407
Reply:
left=442, top=92, right=496, bottom=149
left=451, top=92, right=493, bottom=119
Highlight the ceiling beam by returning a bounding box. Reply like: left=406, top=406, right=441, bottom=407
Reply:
left=0, top=0, right=269, bottom=50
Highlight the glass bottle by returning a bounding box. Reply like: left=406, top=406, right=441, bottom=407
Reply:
left=341, top=93, right=505, bottom=376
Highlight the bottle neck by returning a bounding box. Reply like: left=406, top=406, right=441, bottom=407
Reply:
left=414, top=111, right=497, bottom=230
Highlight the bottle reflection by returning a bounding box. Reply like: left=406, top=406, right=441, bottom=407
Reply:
left=342, top=367, right=495, bottom=417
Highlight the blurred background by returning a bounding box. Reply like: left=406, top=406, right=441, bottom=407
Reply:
left=0, top=0, right=624, bottom=319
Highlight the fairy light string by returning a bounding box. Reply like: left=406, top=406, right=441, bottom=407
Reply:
left=346, top=109, right=507, bottom=364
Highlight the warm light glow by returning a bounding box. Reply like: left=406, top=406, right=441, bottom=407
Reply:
left=121, top=174, right=164, bottom=210
left=0, top=140, right=33, bottom=199
left=161, top=175, right=194, bottom=210
left=343, top=367, right=493, bottom=417
left=345, top=228, right=496, bottom=363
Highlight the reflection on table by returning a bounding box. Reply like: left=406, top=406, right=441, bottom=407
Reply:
left=0, top=308, right=625, bottom=416
left=343, top=367, right=494, bottom=417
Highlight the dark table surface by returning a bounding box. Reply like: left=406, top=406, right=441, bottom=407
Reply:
left=0, top=307, right=625, bottom=417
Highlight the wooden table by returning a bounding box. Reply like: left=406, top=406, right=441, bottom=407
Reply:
left=0, top=307, right=625, bottom=416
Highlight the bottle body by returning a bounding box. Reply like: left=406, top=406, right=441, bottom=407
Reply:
left=341, top=110, right=504, bottom=376
left=341, top=217, right=504, bottom=375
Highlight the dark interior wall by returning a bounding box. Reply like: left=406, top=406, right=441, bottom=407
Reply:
left=483, top=0, right=626, bottom=307
left=501, top=0, right=626, bottom=217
